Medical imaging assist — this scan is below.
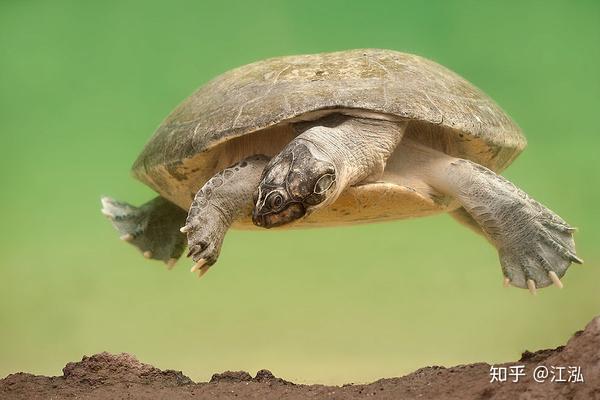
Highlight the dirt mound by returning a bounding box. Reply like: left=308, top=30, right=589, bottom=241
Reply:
left=2, top=316, right=599, bottom=399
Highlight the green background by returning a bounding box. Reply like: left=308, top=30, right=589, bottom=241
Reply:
left=1, top=0, right=598, bottom=385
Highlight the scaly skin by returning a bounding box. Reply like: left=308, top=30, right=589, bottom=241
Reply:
left=181, top=155, right=270, bottom=276
left=101, top=196, right=187, bottom=267
left=294, top=115, right=407, bottom=205
left=429, top=158, right=581, bottom=291
left=253, top=115, right=407, bottom=225
left=255, top=118, right=581, bottom=293
left=103, top=114, right=581, bottom=290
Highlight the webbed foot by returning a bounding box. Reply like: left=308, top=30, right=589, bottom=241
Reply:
left=101, top=196, right=187, bottom=268
left=497, top=209, right=581, bottom=292
left=437, top=159, right=582, bottom=292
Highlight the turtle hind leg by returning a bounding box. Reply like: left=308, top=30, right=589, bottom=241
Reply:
left=101, top=196, right=187, bottom=268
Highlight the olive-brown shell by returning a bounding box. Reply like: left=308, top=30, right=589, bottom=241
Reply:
left=131, top=49, right=526, bottom=228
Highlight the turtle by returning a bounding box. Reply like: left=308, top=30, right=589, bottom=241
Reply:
left=101, top=48, right=582, bottom=293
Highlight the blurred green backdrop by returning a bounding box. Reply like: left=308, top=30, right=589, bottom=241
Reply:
left=1, top=0, right=599, bottom=385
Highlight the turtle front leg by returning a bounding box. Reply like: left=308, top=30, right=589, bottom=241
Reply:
left=101, top=196, right=187, bottom=268
left=181, top=155, right=270, bottom=277
left=428, top=158, right=582, bottom=293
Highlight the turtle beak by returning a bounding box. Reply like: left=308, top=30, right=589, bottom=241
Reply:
left=252, top=211, right=266, bottom=227
left=252, top=203, right=306, bottom=229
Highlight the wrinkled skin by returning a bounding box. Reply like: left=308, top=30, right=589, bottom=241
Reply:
left=104, top=115, right=581, bottom=292
left=252, top=141, right=337, bottom=228
left=253, top=115, right=404, bottom=227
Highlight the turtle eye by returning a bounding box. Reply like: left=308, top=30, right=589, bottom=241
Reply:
left=314, top=173, right=335, bottom=194
left=267, top=192, right=284, bottom=210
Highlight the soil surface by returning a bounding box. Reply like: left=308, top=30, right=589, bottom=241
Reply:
left=2, top=316, right=599, bottom=400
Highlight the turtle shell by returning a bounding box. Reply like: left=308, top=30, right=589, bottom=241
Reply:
left=132, top=49, right=525, bottom=228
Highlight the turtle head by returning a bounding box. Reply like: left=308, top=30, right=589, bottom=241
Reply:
left=252, top=142, right=337, bottom=228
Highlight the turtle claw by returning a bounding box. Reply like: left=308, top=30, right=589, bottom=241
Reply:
left=526, top=279, right=537, bottom=295
left=548, top=271, right=563, bottom=289
left=120, top=233, right=134, bottom=242
left=190, top=258, right=207, bottom=272
left=197, top=267, right=210, bottom=278
left=190, top=259, right=210, bottom=278
left=166, top=258, right=178, bottom=269
left=498, top=211, right=581, bottom=291
left=184, top=225, right=223, bottom=269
